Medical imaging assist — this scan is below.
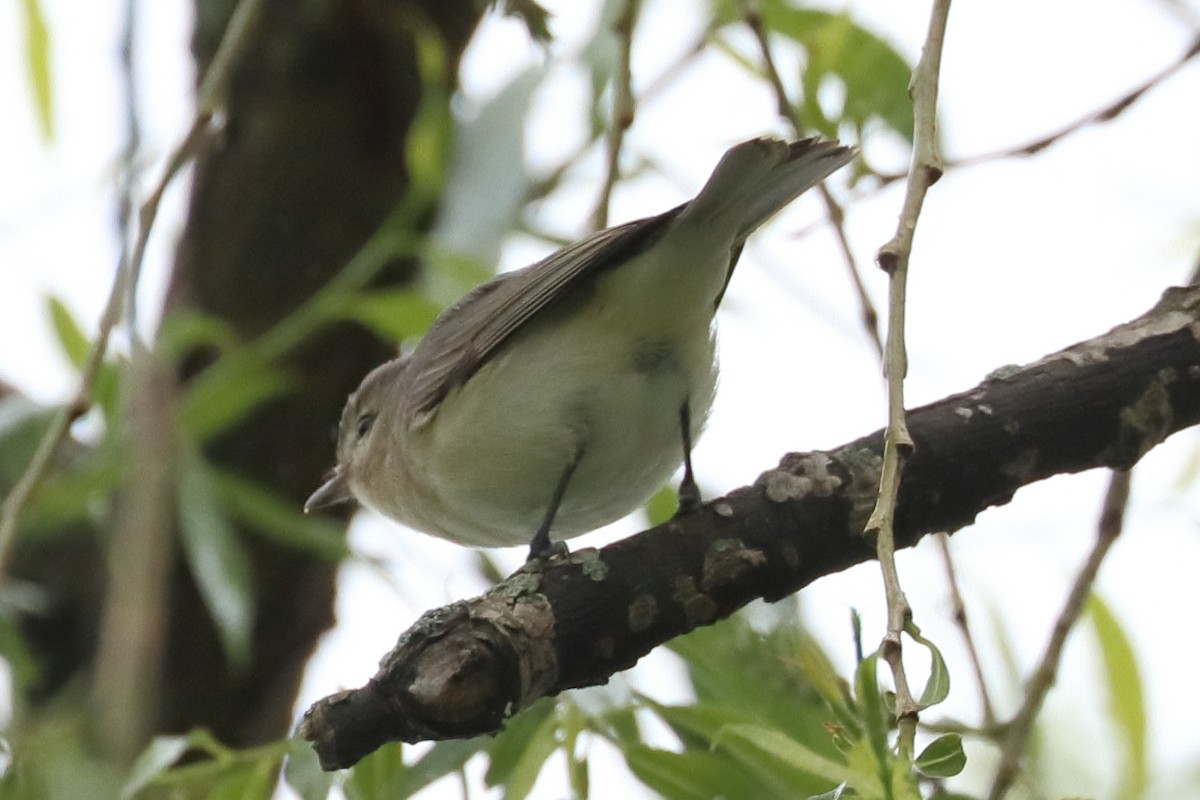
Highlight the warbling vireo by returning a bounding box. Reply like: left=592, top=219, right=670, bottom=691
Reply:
left=305, top=136, right=855, bottom=559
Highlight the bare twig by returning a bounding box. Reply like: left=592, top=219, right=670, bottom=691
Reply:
left=116, top=0, right=142, bottom=343
left=738, top=0, right=882, bottom=355
left=874, top=35, right=1200, bottom=185
left=589, top=0, right=641, bottom=232
left=0, top=0, right=265, bottom=584
left=955, top=36, right=1200, bottom=167
left=524, top=27, right=710, bottom=210
left=865, top=0, right=954, bottom=760
left=936, top=533, right=996, bottom=728
left=987, top=469, right=1132, bottom=800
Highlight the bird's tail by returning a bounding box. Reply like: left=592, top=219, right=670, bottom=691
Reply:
left=678, top=137, right=856, bottom=244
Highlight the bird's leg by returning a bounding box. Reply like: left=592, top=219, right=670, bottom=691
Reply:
left=527, top=447, right=583, bottom=562
left=676, top=402, right=702, bottom=514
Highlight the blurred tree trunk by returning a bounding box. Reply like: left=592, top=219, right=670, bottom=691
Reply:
left=16, top=0, right=482, bottom=758
left=160, top=0, right=480, bottom=748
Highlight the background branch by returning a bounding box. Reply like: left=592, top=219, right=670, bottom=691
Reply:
left=0, top=0, right=264, bottom=584
left=987, top=468, right=1132, bottom=800
left=738, top=0, right=882, bottom=355
left=873, top=35, right=1200, bottom=185
left=589, top=0, right=641, bottom=231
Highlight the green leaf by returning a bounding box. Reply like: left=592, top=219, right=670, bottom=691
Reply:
left=794, top=631, right=857, bottom=730
left=207, top=764, right=274, bottom=800
left=392, top=739, right=484, bottom=798
left=624, top=746, right=768, bottom=800
left=853, top=652, right=889, bottom=765
left=208, top=467, right=347, bottom=561
left=19, top=0, right=53, bottom=141
left=906, top=622, right=951, bottom=709
left=344, top=744, right=406, bottom=800
left=283, top=738, right=334, bottom=800
left=419, top=246, right=495, bottom=307
left=648, top=702, right=833, bottom=798
left=180, top=357, right=293, bottom=442
left=668, top=616, right=846, bottom=754
left=489, top=707, right=560, bottom=800
left=914, top=733, right=965, bottom=778
left=647, top=701, right=751, bottom=752
left=157, top=310, right=244, bottom=361
left=47, top=296, right=89, bottom=369
left=120, top=735, right=193, bottom=798
left=403, top=31, right=453, bottom=206
left=716, top=724, right=852, bottom=787
left=432, top=66, right=540, bottom=272
left=342, top=290, right=441, bottom=343
left=887, top=756, right=923, bottom=800
left=0, top=614, right=41, bottom=694
left=483, top=698, right=555, bottom=786
left=45, top=296, right=122, bottom=424
left=344, top=739, right=484, bottom=800
left=842, top=738, right=887, bottom=799
left=0, top=397, right=54, bottom=480
left=177, top=453, right=255, bottom=668
left=644, top=484, right=678, bottom=527
left=18, top=446, right=125, bottom=538
left=561, top=701, right=589, bottom=799
left=492, top=0, right=552, bottom=41
left=755, top=2, right=915, bottom=142
left=1087, top=594, right=1147, bottom=800
left=806, top=784, right=846, bottom=800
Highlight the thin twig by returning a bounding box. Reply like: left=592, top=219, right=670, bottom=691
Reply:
left=738, top=0, right=882, bottom=355
left=819, top=183, right=881, bottom=356
left=987, top=469, right=1132, bottom=800
left=954, top=36, right=1200, bottom=167
left=589, top=0, right=641, bottom=232
left=865, top=0, right=954, bottom=760
left=117, top=0, right=142, bottom=344
left=874, top=35, right=1200, bottom=185
left=936, top=533, right=996, bottom=728
left=524, top=25, right=712, bottom=214
left=0, top=0, right=265, bottom=584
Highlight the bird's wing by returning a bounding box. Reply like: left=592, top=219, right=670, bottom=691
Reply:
left=402, top=205, right=684, bottom=416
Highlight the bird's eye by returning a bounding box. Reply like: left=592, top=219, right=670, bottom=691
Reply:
left=355, top=412, right=376, bottom=439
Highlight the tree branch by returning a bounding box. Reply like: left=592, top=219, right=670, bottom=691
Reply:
left=301, top=283, right=1200, bottom=770
left=988, top=467, right=1131, bottom=799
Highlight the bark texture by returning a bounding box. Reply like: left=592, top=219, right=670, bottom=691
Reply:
left=160, top=0, right=480, bottom=747
left=301, top=284, right=1200, bottom=769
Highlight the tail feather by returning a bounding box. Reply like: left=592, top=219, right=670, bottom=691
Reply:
left=678, top=137, right=856, bottom=243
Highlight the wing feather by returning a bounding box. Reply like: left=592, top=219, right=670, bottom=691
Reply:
left=403, top=205, right=684, bottom=415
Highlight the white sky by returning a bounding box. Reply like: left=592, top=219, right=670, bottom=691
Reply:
left=3, top=0, right=1200, bottom=798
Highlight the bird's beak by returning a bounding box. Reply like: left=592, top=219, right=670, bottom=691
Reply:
left=304, top=467, right=352, bottom=513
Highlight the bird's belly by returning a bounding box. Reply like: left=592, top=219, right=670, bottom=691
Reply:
left=399, top=319, right=717, bottom=548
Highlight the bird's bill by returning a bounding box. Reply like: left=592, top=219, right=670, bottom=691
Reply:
left=304, top=468, right=352, bottom=512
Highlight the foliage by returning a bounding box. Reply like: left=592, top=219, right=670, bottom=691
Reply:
left=17, top=0, right=53, bottom=140
left=0, top=1, right=1194, bottom=799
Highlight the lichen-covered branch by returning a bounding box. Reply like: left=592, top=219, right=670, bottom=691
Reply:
left=302, top=284, right=1200, bottom=770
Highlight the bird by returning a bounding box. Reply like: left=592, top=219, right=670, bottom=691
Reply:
left=305, top=136, right=856, bottom=560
